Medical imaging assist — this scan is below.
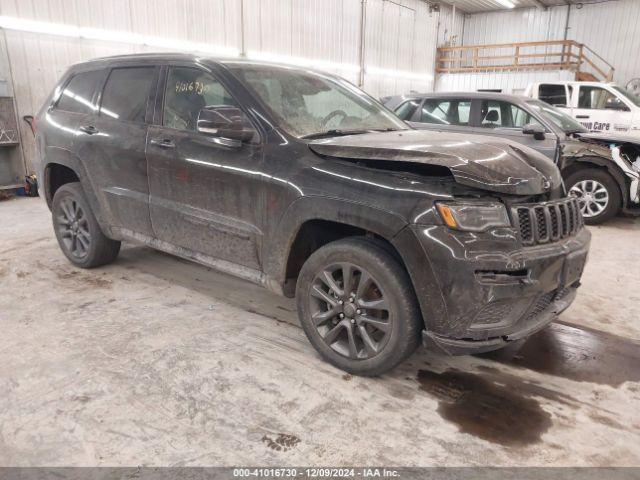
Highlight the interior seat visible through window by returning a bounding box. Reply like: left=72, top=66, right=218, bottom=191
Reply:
left=163, top=67, right=239, bottom=131
left=420, top=99, right=471, bottom=126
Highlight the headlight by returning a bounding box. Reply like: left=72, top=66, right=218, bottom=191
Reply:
left=436, top=201, right=510, bottom=232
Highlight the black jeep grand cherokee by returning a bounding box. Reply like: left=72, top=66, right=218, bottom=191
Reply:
left=35, top=54, right=590, bottom=375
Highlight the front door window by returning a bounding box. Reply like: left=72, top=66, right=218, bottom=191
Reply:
left=163, top=67, right=238, bottom=131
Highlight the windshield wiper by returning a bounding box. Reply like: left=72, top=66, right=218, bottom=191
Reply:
left=301, top=129, right=377, bottom=140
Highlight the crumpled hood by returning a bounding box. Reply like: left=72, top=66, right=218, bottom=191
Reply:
left=308, top=130, right=562, bottom=195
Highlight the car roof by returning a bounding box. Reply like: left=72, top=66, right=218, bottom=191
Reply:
left=532, top=80, right=617, bottom=86
left=389, top=91, right=530, bottom=102
left=71, top=52, right=338, bottom=76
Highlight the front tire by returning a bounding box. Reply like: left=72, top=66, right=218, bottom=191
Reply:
left=52, top=182, right=121, bottom=268
left=296, top=237, right=422, bottom=376
left=566, top=168, right=621, bottom=225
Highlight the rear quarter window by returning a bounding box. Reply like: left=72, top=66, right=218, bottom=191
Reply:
left=538, top=84, right=567, bottom=107
left=55, top=70, right=103, bottom=114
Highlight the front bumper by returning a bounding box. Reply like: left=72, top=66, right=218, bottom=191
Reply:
left=411, top=224, right=591, bottom=354
left=423, top=286, right=577, bottom=355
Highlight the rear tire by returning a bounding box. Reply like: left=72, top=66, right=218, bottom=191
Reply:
left=52, top=182, right=121, bottom=268
left=296, top=237, right=422, bottom=376
left=565, top=168, right=621, bottom=225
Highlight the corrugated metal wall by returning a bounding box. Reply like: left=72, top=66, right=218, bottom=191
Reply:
left=568, top=0, right=640, bottom=89
left=458, top=0, right=640, bottom=88
left=462, top=6, right=567, bottom=45
left=0, top=0, right=448, bottom=173
left=437, top=3, right=465, bottom=47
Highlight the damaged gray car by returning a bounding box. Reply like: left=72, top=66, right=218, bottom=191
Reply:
left=385, top=92, right=640, bottom=224
left=35, top=54, right=590, bottom=375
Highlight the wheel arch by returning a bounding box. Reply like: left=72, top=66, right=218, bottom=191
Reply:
left=42, top=150, right=111, bottom=235
left=263, top=196, right=410, bottom=297
left=562, top=155, right=628, bottom=206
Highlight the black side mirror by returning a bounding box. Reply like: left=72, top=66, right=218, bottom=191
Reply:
left=523, top=123, right=546, bottom=140
left=197, top=106, right=255, bottom=143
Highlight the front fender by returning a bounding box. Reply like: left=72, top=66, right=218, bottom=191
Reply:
left=262, top=195, right=409, bottom=285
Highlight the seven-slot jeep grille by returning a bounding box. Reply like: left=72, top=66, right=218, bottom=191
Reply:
left=513, top=198, right=583, bottom=246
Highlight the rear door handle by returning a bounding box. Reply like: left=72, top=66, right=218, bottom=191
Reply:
left=576, top=115, right=590, bottom=119
left=79, top=125, right=98, bottom=135
left=149, top=138, right=176, bottom=149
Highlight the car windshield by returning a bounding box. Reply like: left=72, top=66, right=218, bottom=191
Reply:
left=612, top=85, right=640, bottom=107
left=526, top=99, right=587, bottom=134
left=230, top=64, right=408, bottom=138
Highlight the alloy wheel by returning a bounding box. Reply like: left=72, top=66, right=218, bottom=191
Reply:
left=309, top=262, right=391, bottom=360
left=569, top=179, right=609, bottom=218
left=56, top=197, right=91, bottom=258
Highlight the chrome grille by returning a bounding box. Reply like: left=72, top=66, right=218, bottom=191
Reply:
left=513, top=198, right=583, bottom=246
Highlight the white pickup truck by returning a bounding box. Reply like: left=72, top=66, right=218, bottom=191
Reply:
left=525, top=81, right=640, bottom=137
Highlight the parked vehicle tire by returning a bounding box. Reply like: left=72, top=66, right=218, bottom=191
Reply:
left=296, top=237, right=422, bottom=376
left=52, top=182, right=121, bottom=268
left=565, top=168, right=621, bottom=225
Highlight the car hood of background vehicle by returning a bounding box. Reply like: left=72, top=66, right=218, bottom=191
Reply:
left=576, top=132, right=640, bottom=145
left=308, top=130, right=562, bottom=196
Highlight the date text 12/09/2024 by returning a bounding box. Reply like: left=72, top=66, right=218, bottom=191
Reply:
left=232, top=468, right=400, bottom=478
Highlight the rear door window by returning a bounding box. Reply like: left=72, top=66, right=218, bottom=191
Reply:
left=100, top=67, right=156, bottom=123
left=420, top=99, right=471, bottom=125
left=55, top=70, right=103, bottom=114
left=480, top=100, right=543, bottom=129
left=538, top=84, right=568, bottom=107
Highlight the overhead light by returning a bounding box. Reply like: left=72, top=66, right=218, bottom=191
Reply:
left=0, top=15, right=430, bottom=83
left=366, top=66, right=433, bottom=82
left=0, top=15, right=239, bottom=57
left=0, top=16, right=79, bottom=37
left=494, top=0, right=516, bottom=8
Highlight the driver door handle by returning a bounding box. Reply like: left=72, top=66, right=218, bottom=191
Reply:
left=576, top=115, right=590, bottom=119
left=149, top=138, right=176, bottom=149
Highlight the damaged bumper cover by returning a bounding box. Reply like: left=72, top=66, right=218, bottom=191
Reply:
left=423, top=286, right=577, bottom=355
left=412, top=224, right=591, bottom=355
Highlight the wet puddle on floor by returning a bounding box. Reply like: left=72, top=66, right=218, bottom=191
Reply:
left=416, top=367, right=573, bottom=447
left=481, top=321, right=640, bottom=387
left=413, top=321, right=640, bottom=446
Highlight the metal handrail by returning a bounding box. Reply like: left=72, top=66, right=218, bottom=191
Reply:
left=436, top=40, right=614, bottom=81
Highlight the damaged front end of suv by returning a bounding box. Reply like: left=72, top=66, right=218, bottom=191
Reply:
left=305, top=130, right=590, bottom=355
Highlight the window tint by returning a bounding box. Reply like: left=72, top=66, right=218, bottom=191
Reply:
left=480, top=100, right=543, bottom=129
left=420, top=99, right=470, bottom=125
left=578, top=86, right=625, bottom=110
left=100, top=67, right=155, bottom=122
left=55, top=70, right=103, bottom=114
left=538, top=84, right=567, bottom=107
left=163, top=67, right=238, bottom=131
left=394, top=100, right=420, bottom=120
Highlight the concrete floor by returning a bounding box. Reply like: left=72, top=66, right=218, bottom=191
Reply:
left=1, top=196, right=639, bottom=467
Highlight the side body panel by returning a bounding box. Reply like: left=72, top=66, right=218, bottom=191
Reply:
left=147, top=62, right=267, bottom=270
left=75, top=65, right=159, bottom=237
